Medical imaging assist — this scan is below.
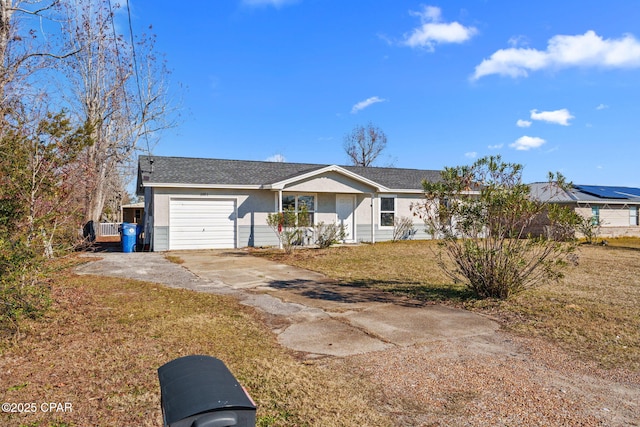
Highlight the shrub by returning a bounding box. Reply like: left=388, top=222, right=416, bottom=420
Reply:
left=266, top=206, right=310, bottom=253
left=0, top=240, right=51, bottom=335
left=392, top=216, right=416, bottom=241
left=314, top=222, right=346, bottom=248
left=576, top=216, right=602, bottom=244
left=412, top=156, right=579, bottom=299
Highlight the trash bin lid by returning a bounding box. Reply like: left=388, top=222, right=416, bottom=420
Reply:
left=158, top=355, right=255, bottom=425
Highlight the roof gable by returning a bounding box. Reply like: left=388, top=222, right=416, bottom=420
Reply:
left=267, top=165, right=388, bottom=191
left=137, top=155, right=441, bottom=193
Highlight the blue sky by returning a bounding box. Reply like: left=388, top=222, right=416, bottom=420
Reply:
left=130, top=0, right=640, bottom=185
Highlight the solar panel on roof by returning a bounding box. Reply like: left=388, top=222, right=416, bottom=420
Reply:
left=575, top=185, right=640, bottom=199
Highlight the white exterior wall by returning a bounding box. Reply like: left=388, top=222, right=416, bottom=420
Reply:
left=150, top=187, right=279, bottom=250
left=285, top=171, right=376, bottom=194
left=145, top=174, right=435, bottom=249
left=576, top=205, right=636, bottom=227
left=575, top=204, right=640, bottom=238
left=152, top=187, right=275, bottom=228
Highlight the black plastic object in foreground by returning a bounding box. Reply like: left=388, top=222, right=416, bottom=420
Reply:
left=158, top=355, right=256, bottom=427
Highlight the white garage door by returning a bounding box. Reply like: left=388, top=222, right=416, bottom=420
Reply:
left=169, top=199, right=236, bottom=250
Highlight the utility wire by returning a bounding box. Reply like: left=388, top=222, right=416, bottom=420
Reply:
left=121, top=0, right=153, bottom=158
left=107, top=0, right=131, bottom=134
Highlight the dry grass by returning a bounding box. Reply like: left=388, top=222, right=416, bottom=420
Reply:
left=251, top=240, right=640, bottom=371
left=3, top=241, right=638, bottom=426
left=164, top=254, right=185, bottom=264
left=497, top=245, right=640, bottom=370
left=601, top=236, right=640, bottom=249
left=0, top=266, right=392, bottom=427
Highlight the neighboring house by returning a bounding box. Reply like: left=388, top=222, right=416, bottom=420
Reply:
left=136, top=156, right=442, bottom=251
left=121, top=202, right=144, bottom=224
left=530, top=183, right=640, bottom=238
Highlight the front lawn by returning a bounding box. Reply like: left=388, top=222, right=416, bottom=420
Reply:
left=251, top=240, right=640, bottom=371
left=0, top=264, right=391, bottom=427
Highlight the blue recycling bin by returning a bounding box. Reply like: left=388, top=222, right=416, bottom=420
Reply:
left=121, top=222, right=137, bottom=253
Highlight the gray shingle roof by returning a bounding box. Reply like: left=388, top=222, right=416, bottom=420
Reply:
left=137, top=155, right=441, bottom=191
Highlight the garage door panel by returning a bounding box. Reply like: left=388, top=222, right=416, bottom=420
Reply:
left=169, top=199, right=236, bottom=250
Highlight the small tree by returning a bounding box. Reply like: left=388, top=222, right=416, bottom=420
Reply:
left=576, top=216, right=602, bottom=244
left=0, top=111, right=91, bottom=333
left=412, top=155, right=579, bottom=299
left=343, top=122, right=387, bottom=167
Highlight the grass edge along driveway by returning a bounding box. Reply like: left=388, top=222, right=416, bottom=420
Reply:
left=0, top=267, right=393, bottom=427
left=251, top=239, right=640, bottom=372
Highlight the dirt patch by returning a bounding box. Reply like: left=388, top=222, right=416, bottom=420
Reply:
left=328, top=333, right=640, bottom=426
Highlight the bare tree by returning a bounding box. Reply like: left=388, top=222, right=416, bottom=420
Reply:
left=0, top=1, right=90, bottom=248
left=58, top=0, right=174, bottom=224
left=343, top=122, right=387, bottom=167
left=0, top=0, right=175, bottom=227
left=0, top=1, right=63, bottom=118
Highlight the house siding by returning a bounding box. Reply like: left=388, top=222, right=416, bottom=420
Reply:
left=154, top=226, right=169, bottom=251
left=285, top=171, right=376, bottom=194
left=145, top=174, right=436, bottom=250
left=355, top=221, right=429, bottom=243
left=526, top=204, right=640, bottom=239
left=575, top=205, right=640, bottom=237
left=575, top=205, right=633, bottom=228
left=239, top=224, right=279, bottom=247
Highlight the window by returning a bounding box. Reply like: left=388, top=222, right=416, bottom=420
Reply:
left=380, top=196, right=395, bottom=227
left=631, top=206, right=638, bottom=226
left=591, top=206, right=600, bottom=225
left=282, top=194, right=315, bottom=226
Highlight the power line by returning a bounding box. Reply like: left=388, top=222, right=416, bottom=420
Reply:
left=125, top=0, right=153, bottom=158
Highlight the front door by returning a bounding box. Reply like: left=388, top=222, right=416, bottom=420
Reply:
left=336, top=195, right=355, bottom=242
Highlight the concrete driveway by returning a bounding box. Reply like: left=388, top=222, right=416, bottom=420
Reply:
left=76, top=249, right=499, bottom=358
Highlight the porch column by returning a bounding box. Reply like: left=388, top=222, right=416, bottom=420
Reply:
left=277, top=190, right=283, bottom=249
left=370, top=193, right=376, bottom=244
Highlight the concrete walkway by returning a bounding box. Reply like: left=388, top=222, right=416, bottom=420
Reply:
left=75, top=250, right=499, bottom=358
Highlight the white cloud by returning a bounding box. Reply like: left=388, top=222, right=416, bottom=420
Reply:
left=472, top=30, right=640, bottom=80
left=266, top=154, right=286, bottom=162
left=242, top=0, right=297, bottom=7
left=351, top=96, right=386, bottom=114
left=508, top=35, right=529, bottom=48
left=488, top=143, right=503, bottom=149
left=465, top=151, right=477, bottom=158
left=402, top=5, right=477, bottom=51
left=510, top=136, right=546, bottom=151
left=596, top=103, right=609, bottom=110
left=530, top=108, right=574, bottom=126
left=516, top=119, right=532, bottom=128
